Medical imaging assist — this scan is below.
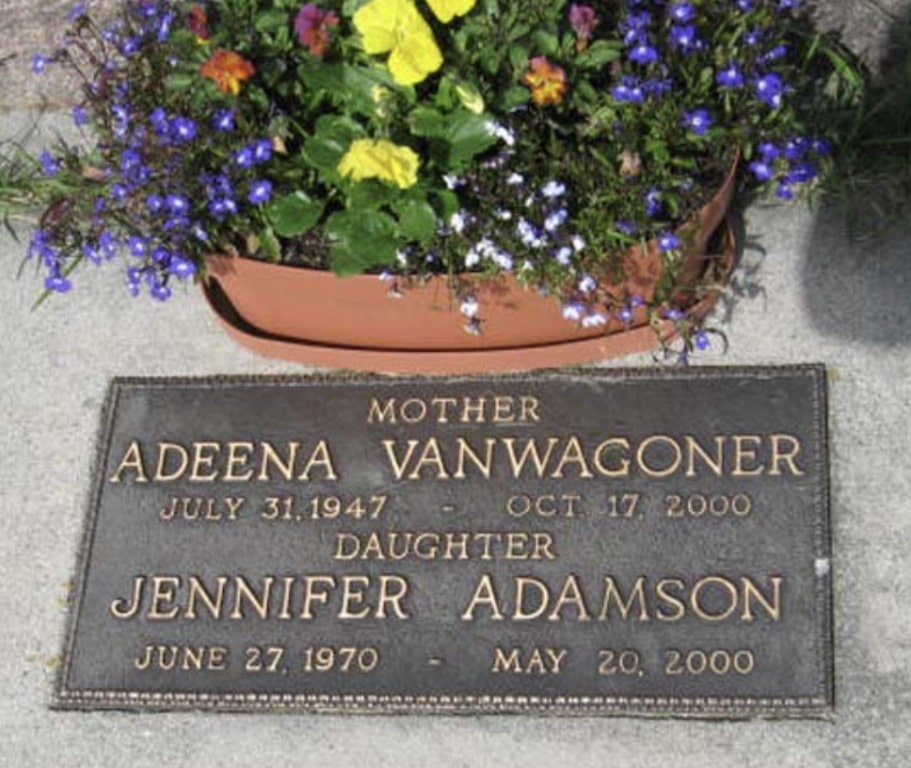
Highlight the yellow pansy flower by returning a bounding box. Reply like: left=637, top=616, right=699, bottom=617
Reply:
left=424, top=0, right=477, bottom=23
left=353, top=0, right=443, bottom=86
left=337, top=138, right=421, bottom=189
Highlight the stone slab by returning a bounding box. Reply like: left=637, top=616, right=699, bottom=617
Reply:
left=57, top=369, right=831, bottom=716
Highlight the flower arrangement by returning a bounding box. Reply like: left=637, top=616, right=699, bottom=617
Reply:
left=5, top=0, right=863, bottom=353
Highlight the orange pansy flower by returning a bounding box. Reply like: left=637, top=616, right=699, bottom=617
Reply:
left=521, top=56, right=567, bottom=107
left=200, top=50, right=256, bottom=96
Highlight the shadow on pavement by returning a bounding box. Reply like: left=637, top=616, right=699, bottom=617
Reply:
left=802, top=4, right=911, bottom=347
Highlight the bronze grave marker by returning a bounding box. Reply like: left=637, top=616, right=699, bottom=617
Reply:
left=56, top=367, right=832, bottom=715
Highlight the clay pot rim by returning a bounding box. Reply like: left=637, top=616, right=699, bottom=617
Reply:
left=204, top=218, right=738, bottom=373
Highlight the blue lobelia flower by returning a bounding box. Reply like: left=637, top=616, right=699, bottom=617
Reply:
left=31, top=54, right=49, bottom=74
left=247, top=180, right=273, bottom=204
left=234, top=146, right=255, bottom=169
left=629, top=42, right=659, bottom=65
left=612, top=76, right=645, bottom=103
left=757, top=141, right=781, bottom=161
left=165, top=194, right=189, bottom=214
left=170, top=116, right=197, bottom=143
left=213, top=109, right=235, bottom=132
left=150, top=280, right=172, bottom=302
left=669, top=24, right=699, bottom=53
left=645, top=188, right=663, bottom=218
left=620, top=11, right=652, bottom=46
left=169, top=257, right=197, bottom=279
left=67, top=2, right=87, bottom=21
left=38, top=150, right=60, bottom=176
left=45, top=271, right=72, bottom=293
left=754, top=73, right=785, bottom=108
left=72, top=105, right=89, bottom=127
left=252, top=139, right=273, bottom=164
left=669, top=3, right=694, bottom=23
left=716, top=62, right=745, bottom=89
left=658, top=232, right=680, bottom=251
left=683, top=108, right=712, bottom=135
left=785, top=162, right=818, bottom=184
left=748, top=160, right=775, bottom=182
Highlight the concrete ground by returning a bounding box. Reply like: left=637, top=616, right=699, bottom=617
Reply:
left=1, top=0, right=910, bottom=766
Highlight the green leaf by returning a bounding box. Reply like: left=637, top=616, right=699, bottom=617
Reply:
left=408, top=106, right=448, bottom=138
left=254, top=9, right=288, bottom=32
left=326, top=209, right=399, bottom=274
left=165, top=72, right=195, bottom=91
left=645, top=137, right=670, bottom=164
left=300, top=62, right=397, bottom=115
left=575, top=40, right=622, bottom=69
left=435, top=190, right=460, bottom=221
left=301, top=116, right=365, bottom=175
left=328, top=245, right=368, bottom=277
left=502, top=85, right=530, bottom=110
left=349, top=179, right=395, bottom=209
left=342, top=64, right=401, bottom=115
left=532, top=31, right=559, bottom=56
left=446, top=111, right=499, bottom=167
left=396, top=199, right=438, bottom=243
left=300, top=61, right=346, bottom=92
left=509, top=45, right=530, bottom=71
left=259, top=227, right=282, bottom=262
left=267, top=192, right=325, bottom=237
left=699, top=66, right=714, bottom=89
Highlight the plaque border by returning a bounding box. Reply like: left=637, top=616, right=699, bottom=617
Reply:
left=53, top=365, right=834, bottom=717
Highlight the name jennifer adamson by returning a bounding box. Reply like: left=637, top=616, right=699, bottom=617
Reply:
left=109, top=572, right=783, bottom=624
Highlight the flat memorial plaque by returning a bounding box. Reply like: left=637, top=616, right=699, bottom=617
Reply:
left=56, top=367, right=832, bottom=716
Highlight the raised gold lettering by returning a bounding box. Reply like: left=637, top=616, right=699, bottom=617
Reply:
left=637, top=436, right=683, bottom=479
left=655, top=578, right=687, bottom=622
left=548, top=574, right=592, bottom=622
left=598, top=576, right=651, bottom=621
left=229, top=576, right=274, bottom=620
left=461, top=573, right=504, bottom=621
left=685, top=435, right=725, bottom=478
left=690, top=576, right=739, bottom=621
left=154, top=442, right=189, bottom=482
left=108, top=441, right=149, bottom=483
left=110, top=576, right=144, bottom=619
left=300, top=575, right=336, bottom=619
left=550, top=436, right=595, bottom=478
left=375, top=575, right=410, bottom=619
left=296, top=440, right=338, bottom=480
left=513, top=577, right=550, bottom=621
left=732, top=435, right=765, bottom=477
left=223, top=442, right=255, bottom=481
left=741, top=575, right=783, bottom=621
left=185, top=575, right=227, bottom=619
left=770, top=434, right=805, bottom=476
left=148, top=576, right=181, bottom=620
left=338, top=576, right=371, bottom=620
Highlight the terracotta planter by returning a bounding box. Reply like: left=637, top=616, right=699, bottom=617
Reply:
left=204, top=161, right=738, bottom=374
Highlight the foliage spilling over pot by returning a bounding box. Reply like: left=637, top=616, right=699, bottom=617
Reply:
left=5, top=0, right=862, bottom=347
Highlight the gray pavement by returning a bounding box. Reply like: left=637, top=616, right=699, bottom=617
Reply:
left=2, top=0, right=911, bottom=766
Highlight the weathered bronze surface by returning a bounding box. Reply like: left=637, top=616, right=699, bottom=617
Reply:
left=56, top=367, right=832, bottom=715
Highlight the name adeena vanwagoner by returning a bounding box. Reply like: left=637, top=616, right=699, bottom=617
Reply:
left=107, top=394, right=806, bottom=483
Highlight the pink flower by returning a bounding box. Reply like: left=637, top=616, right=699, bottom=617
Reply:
left=294, top=4, right=340, bottom=57
left=186, top=5, right=210, bottom=42
left=568, top=4, right=598, bottom=52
